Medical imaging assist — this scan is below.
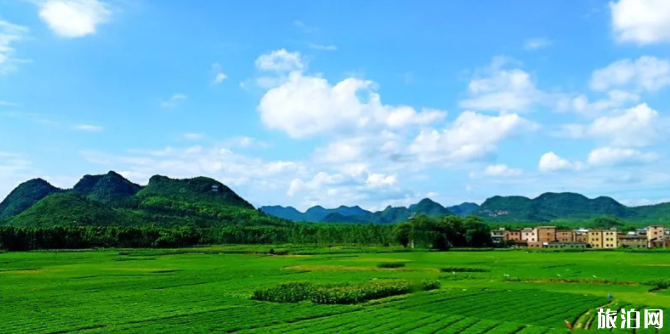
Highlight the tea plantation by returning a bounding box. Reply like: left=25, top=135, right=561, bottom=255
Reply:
left=1, top=247, right=669, bottom=333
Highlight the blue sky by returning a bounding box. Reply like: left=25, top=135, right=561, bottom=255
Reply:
left=1, top=0, right=670, bottom=211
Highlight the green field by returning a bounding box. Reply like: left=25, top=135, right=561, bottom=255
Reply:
left=2, top=247, right=669, bottom=334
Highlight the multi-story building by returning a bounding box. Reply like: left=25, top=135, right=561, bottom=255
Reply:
left=602, top=230, right=618, bottom=248
left=505, top=230, right=522, bottom=242
left=521, top=228, right=537, bottom=243
left=647, top=225, right=665, bottom=247
left=536, top=226, right=557, bottom=243
left=491, top=228, right=506, bottom=245
left=618, top=233, right=647, bottom=248
left=556, top=230, right=574, bottom=243
left=588, top=230, right=603, bottom=248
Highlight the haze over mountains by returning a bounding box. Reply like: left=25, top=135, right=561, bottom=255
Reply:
left=0, top=171, right=668, bottom=227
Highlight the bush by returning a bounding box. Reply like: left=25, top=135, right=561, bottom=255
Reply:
left=377, top=262, right=406, bottom=268
left=440, top=267, right=489, bottom=273
left=645, top=279, right=670, bottom=290
left=251, top=282, right=317, bottom=303
left=418, top=279, right=441, bottom=291
left=311, top=280, right=411, bottom=304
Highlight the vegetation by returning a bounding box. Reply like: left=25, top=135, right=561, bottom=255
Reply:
left=2, top=248, right=669, bottom=333
left=0, top=178, right=62, bottom=220
left=377, top=261, right=406, bottom=268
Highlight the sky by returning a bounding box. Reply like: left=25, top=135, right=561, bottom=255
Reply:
left=1, top=0, right=670, bottom=211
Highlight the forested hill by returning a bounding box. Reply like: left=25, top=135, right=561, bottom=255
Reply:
left=262, top=193, right=669, bottom=224
left=0, top=172, right=286, bottom=228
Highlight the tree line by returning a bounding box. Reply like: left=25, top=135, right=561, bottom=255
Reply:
left=0, top=214, right=492, bottom=251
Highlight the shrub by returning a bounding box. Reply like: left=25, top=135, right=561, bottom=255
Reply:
left=377, top=262, right=406, bottom=268
left=645, top=279, right=670, bottom=290
left=440, top=267, right=489, bottom=273
left=418, top=279, right=441, bottom=291
left=311, top=280, right=411, bottom=304
left=251, top=282, right=317, bottom=303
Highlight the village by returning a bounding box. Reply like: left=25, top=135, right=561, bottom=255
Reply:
left=491, top=225, right=669, bottom=249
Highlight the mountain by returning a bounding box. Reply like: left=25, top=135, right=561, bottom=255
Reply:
left=8, top=193, right=125, bottom=227
left=409, top=198, right=451, bottom=216
left=369, top=206, right=412, bottom=224
left=2, top=173, right=286, bottom=228
left=73, top=171, right=142, bottom=206
left=447, top=202, right=480, bottom=217
left=259, top=205, right=303, bottom=221
left=260, top=205, right=374, bottom=223
left=137, top=175, right=254, bottom=209
left=476, top=192, right=633, bottom=222
left=0, top=179, right=63, bottom=220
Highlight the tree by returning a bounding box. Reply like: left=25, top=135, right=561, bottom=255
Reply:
left=593, top=216, right=623, bottom=229
left=464, top=216, right=492, bottom=247
left=394, top=223, right=412, bottom=247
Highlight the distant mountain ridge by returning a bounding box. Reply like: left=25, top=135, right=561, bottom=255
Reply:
left=1, top=172, right=669, bottom=227
left=261, top=193, right=669, bottom=224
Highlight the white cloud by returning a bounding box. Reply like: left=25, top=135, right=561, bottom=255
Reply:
left=258, top=71, right=446, bottom=138
left=161, top=94, right=187, bottom=108
left=0, top=19, right=29, bottom=73
left=539, top=152, right=584, bottom=172
left=38, top=0, right=111, bottom=38
left=588, top=147, right=658, bottom=166
left=562, top=103, right=667, bottom=147
left=590, top=56, right=670, bottom=92
left=460, top=57, right=550, bottom=112
left=610, top=0, right=670, bottom=45
left=308, top=43, right=337, bottom=51
left=558, top=90, right=640, bottom=117
left=0, top=100, right=20, bottom=106
left=211, top=63, right=227, bottom=85
left=255, top=49, right=304, bottom=72
left=523, top=38, right=551, bottom=50
left=366, top=173, right=397, bottom=188
left=483, top=164, right=523, bottom=177
left=409, top=111, right=539, bottom=163
left=72, top=124, right=102, bottom=132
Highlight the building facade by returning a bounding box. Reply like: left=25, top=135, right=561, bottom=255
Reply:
left=556, top=230, right=574, bottom=243
left=521, top=228, right=537, bottom=243
left=588, top=230, right=603, bottom=248
left=536, top=226, right=557, bottom=243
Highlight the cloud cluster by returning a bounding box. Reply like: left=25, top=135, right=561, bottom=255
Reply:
left=38, top=0, right=111, bottom=38
left=610, top=0, right=670, bottom=45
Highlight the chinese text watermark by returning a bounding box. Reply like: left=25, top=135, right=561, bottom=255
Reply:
left=597, top=309, right=663, bottom=329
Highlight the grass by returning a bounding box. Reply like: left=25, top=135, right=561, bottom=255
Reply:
left=1, top=247, right=670, bottom=333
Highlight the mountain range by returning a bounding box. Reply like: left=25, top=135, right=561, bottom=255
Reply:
left=0, top=171, right=284, bottom=228
left=0, top=171, right=668, bottom=227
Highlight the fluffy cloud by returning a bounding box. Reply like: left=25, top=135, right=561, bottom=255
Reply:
left=38, top=0, right=111, bottom=38
left=588, top=147, right=658, bottom=166
left=562, top=103, right=667, bottom=147
left=460, top=57, right=550, bottom=112
left=558, top=90, right=640, bottom=118
left=538, top=152, right=584, bottom=172
left=590, top=56, right=670, bottom=92
left=409, top=111, right=539, bottom=163
left=610, top=0, right=670, bottom=45
left=0, top=19, right=29, bottom=73
left=258, top=71, right=446, bottom=138
left=255, top=49, right=304, bottom=72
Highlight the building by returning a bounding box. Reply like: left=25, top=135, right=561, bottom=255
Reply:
left=527, top=242, right=543, bottom=249
left=647, top=225, right=665, bottom=248
left=603, top=230, right=618, bottom=248
left=575, top=232, right=588, bottom=243
left=556, top=230, right=574, bottom=243
left=587, top=230, right=603, bottom=248
left=491, top=228, right=506, bottom=245
left=505, top=230, right=522, bottom=242
left=617, top=233, right=647, bottom=248
left=521, top=228, right=537, bottom=243
left=536, top=226, right=557, bottom=243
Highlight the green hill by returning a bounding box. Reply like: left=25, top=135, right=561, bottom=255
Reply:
left=3, top=174, right=286, bottom=228
left=409, top=198, right=452, bottom=216
left=0, top=179, right=63, bottom=220
left=73, top=171, right=142, bottom=206
left=8, top=193, right=126, bottom=227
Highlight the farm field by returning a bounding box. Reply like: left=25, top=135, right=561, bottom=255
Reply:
left=1, top=246, right=670, bottom=334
